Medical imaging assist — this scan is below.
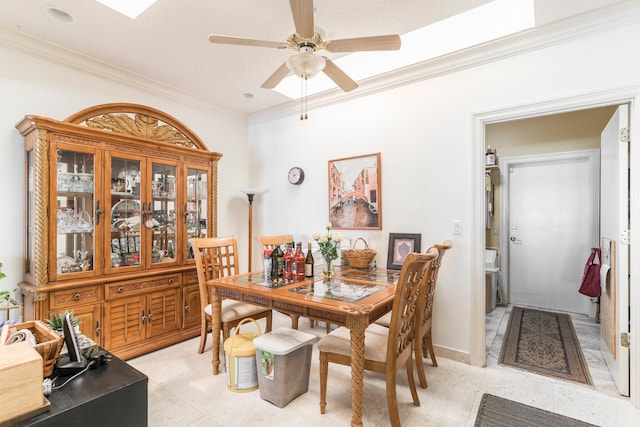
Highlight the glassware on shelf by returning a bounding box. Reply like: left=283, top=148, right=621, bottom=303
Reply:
left=166, top=176, right=176, bottom=199
left=152, top=180, right=164, bottom=197
left=74, top=173, right=93, bottom=193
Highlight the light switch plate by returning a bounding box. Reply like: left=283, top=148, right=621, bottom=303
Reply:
left=453, top=220, right=462, bottom=235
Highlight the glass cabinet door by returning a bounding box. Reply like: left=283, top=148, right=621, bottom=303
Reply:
left=108, top=156, right=143, bottom=270
left=185, top=168, right=208, bottom=260
left=55, top=149, right=96, bottom=277
left=149, top=162, right=177, bottom=266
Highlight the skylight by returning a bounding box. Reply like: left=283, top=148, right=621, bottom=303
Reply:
left=95, top=0, right=156, bottom=19
left=274, top=0, right=535, bottom=99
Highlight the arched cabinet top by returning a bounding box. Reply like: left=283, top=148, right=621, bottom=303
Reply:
left=65, top=103, right=211, bottom=153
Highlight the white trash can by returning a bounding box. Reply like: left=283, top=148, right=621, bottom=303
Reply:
left=253, top=327, right=316, bottom=407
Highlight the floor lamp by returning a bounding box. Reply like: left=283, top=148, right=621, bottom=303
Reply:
left=242, top=188, right=263, bottom=272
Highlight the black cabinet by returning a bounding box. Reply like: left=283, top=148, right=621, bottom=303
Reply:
left=16, top=354, right=148, bottom=427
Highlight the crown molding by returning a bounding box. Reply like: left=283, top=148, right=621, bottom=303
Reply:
left=2, top=0, right=638, bottom=125
left=0, top=25, right=244, bottom=120
left=248, top=0, right=640, bottom=124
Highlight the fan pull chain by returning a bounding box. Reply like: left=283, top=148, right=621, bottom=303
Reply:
left=300, top=75, right=309, bottom=120
left=299, top=76, right=304, bottom=120
left=304, top=76, right=308, bottom=120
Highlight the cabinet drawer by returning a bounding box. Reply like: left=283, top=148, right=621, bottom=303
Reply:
left=51, top=285, right=102, bottom=310
left=183, top=270, right=199, bottom=285
left=106, top=274, right=181, bottom=300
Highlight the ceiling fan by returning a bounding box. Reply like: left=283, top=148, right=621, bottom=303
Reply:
left=208, top=0, right=401, bottom=93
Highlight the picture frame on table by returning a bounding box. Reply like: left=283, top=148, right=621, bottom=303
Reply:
left=328, top=152, right=381, bottom=230
left=387, top=233, right=421, bottom=270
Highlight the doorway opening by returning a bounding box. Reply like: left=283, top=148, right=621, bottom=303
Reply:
left=479, top=104, right=630, bottom=399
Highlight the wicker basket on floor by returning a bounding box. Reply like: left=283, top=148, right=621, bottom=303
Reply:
left=343, top=238, right=376, bottom=269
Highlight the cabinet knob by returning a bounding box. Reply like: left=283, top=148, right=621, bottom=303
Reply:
left=117, top=287, right=124, bottom=293
left=184, top=304, right=190, bottom=313
left=147, top=309, right=153, bottom=321
left=73, top=293, right=81, bottom=301
left=95, top=321, right=101, bottom=337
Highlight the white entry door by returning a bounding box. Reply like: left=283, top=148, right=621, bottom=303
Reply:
left=600, top=104, right=630, bottom=396
left=504, top=151, right=599, bottom=315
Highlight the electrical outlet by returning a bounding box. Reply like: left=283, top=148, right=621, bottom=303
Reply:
left=453, top=220, right=462, bottom=235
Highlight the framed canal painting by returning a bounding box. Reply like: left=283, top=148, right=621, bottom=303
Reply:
left=328, top=152, right=381, bottom=230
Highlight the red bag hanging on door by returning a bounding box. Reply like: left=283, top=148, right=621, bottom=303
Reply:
left=579, top=248, right=601, bottom=297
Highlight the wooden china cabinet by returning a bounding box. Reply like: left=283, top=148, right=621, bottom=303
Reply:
left=17, top=103, right=222, bottom=359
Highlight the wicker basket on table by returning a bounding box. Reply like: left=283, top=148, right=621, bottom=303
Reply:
left=343, top=237, right=377, bottom=269
left=10, top=320, right=64, bottom=377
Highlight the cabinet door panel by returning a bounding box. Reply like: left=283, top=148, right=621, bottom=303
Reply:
left=184, top=167, right=209, bottom=262
left=73, top=303, right=102, bottom=345
left=182, top=284, right=201, bottom=329
left=149, top=161, right=178, bottom=267
left=105, top=295, right=144, bottom=349
left=106, top=154, right=144, bottom=273
left=53, top=146, right=100, bottom=280
left=147, top=288, right=181, bottom=338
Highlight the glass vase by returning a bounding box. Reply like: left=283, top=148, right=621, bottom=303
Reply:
left=323, top=256, right=333, bottom=280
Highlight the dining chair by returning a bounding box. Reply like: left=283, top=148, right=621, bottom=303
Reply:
left=413, top=240, right=452, bottom=388
left=317, top=249, right=439, bottom=427
left=191, top=236, right=272, bottom=355
left=258, top=234, right=330, bottom=332
left=373, top=240, right=452, bottom=388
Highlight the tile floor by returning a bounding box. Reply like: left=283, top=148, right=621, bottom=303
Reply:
left=128, top=307, right=640, bottom=426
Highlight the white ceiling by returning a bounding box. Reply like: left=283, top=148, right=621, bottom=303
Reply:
left=0, top=0, right=625, bottom=115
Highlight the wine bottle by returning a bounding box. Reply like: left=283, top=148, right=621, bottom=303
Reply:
left=271, top=245, right=284, bottom=279
left=304, top=242, right=314, bottom=278
left=294, top=242, right=305, bottom=281
left=283, top=242, right=294, bottom=281
left=277, top=244, right=285, bottom=278
left=263, top=249, right=272, bottom=281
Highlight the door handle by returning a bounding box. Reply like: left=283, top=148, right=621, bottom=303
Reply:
left=96, top=200, right=103, bottom=225
left=510, top=236, right=521, bottom=244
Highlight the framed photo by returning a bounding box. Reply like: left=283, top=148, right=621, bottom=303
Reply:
left=387, top=233, right=421, bottom=270
left=328, top=152, right=381, bottom=230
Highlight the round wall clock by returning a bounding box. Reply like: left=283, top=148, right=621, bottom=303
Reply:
left=287, top=167, right=305, bottom=185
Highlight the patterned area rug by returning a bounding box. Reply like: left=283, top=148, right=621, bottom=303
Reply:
left=498, top=306, right=593, bottom=385
left=475, top=394, right=599, bottom=426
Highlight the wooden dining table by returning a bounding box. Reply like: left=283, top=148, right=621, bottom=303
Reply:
left=208, top=267, right=400, bottom=427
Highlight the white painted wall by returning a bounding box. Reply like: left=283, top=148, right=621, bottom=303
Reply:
left=248, top=21, right=640, bottom=361
left=1, top=9, right=638, bottom=383
left=0, top=46, right=249, bottom=298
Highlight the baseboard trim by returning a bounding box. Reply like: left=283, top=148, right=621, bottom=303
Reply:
left=434, top=344, right=470, bottom=365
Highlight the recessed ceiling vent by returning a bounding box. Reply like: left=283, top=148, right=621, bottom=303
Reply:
left=44, top=6, right=74, bottom=23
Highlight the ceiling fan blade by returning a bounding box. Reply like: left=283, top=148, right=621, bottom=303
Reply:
left=289, top=0, right=314, bottom=39
left=261, top=62, right=291, bottom=89
left=326, top=35, right=401, bottom=52
left=322, top=57, right=358, bottom=92
left=208, top=35, right=286, bottom=49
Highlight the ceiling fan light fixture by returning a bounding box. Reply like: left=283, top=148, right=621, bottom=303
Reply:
left=286, top=51, right=326, bottom=79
